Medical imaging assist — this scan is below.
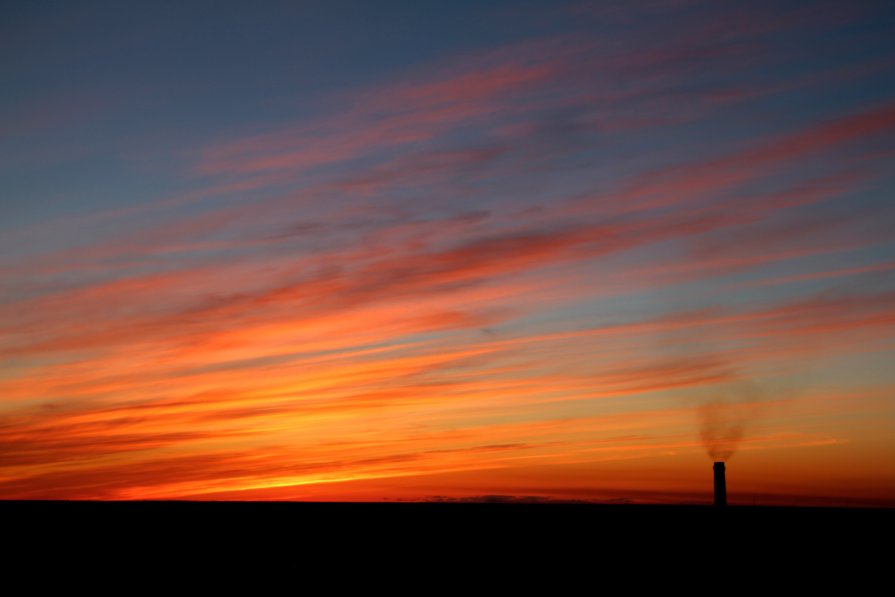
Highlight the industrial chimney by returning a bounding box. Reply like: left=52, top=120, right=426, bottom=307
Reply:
left=713, top=461, right=727, bottom=507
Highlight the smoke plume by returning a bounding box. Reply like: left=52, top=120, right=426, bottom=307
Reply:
left=697, top=382, right=768, bottom=461
left=699, top=401, right=746, bottom=461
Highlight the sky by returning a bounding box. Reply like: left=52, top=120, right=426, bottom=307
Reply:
left=2, top=0, right=895, bottom=506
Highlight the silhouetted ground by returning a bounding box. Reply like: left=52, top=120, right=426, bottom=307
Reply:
left=5, top=501, right=892, bottom=573
left=4, top=500, right=891, bottom=534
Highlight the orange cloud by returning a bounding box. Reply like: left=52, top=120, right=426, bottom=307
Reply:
left=3, top=9, right=895, bottom=505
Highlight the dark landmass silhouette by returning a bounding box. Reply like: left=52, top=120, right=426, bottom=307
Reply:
left=4, top=501, right=892, bottom=565
left=3, top=500, right=891, bottom=532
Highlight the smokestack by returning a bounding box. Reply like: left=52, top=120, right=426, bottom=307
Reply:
left=713, top=461, right=727, bottom=507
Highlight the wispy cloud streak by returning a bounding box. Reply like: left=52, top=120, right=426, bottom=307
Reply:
left=2, top=0, right=895, bottom=503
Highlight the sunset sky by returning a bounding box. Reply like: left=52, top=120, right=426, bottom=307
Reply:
left=2, top=0, right=895, bottom=505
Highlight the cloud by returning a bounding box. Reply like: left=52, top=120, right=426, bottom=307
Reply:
left=3, top=1, right=895, bottom=503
